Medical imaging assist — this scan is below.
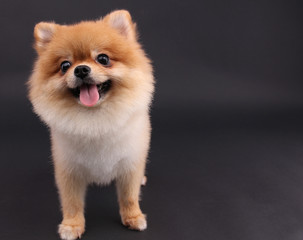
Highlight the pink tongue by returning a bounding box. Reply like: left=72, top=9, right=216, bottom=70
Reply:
left=79, top=84, right=99, bottom=107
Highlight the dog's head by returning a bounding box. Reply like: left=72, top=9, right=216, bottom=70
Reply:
left=28, top=10, right=154, bottom=136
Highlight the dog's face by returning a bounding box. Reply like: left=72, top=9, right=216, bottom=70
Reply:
left=28, top=10, right=154, bottom=136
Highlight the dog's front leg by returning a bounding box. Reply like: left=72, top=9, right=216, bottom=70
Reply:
left=116, top=158, right=147, bottom=231
left=54, top=161, right=87, bottom=240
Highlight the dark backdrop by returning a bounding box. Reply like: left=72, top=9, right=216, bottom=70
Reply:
left=1, top=0, right=303, bottom=240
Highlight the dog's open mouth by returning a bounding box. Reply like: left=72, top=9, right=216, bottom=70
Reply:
left=70, top=80, right=112, bottom=107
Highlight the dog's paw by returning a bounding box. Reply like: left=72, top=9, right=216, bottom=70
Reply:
left=58, top=223, right=85, bottom=240
left=122, top=213, right=147, bottom=231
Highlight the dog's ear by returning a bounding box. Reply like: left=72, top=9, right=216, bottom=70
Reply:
left=103, top=10, right=137, bottom=41
left=34, top=22, right=58, bottom=53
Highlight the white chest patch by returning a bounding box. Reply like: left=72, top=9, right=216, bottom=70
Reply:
left=51, top=114, right=147, bottom=184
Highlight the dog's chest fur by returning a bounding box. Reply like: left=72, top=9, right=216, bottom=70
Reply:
left=51, top=113, right=148, bottom=184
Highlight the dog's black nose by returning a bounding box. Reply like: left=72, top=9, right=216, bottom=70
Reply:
left=74, top=65, right=91, bottom=79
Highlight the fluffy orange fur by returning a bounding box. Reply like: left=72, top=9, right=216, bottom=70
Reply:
left=28, top=10, right=154, bottom=240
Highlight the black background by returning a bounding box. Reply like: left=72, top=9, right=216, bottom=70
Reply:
left=1, top=0, right=303, bottom=239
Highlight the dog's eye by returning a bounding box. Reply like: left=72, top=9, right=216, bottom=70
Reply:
left=96, top=54, right=110, bottom=66
left=60, top=61, right=71, bottom=73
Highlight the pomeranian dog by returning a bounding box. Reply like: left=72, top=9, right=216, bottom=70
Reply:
left=28, top=10, right=154, bottom=240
